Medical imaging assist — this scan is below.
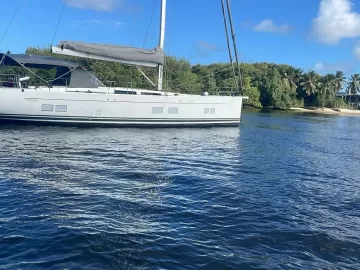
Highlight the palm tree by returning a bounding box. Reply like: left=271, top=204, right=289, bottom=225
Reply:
left=345, top=74, right=360, bottom=109
left=316, top=74, right=337, bottom=107
left=300, top=70, right=321, bottom=96
left=346, top=74, right=360, bottom=95
left=334, top=71, right=345, bottom=93
left=318, top=71, right=345, bottom=101
left=320, top=74, right=335, bottom=97
left=283, top=67, right=303, bottom=91
left=294, top=68, right=304, bottom=81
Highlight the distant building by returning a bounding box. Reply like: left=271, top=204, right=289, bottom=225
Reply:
left=336, top=91, right=360, bottom=109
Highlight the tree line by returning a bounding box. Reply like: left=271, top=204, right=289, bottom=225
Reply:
left=2, top=47, right=360, bottom=110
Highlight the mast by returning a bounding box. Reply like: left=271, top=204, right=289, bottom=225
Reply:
left=225, top=0, right=243, bottom=94
left=157, top=0, right=167, bottom=91
left=221, top=0, right=238, bottom=93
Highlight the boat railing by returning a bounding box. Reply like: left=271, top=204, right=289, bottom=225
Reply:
left=0, top=74, right=74, bottom=91
left=106, top=81, right=141, bottom=91
left=0, top=74, right=20, bottom=88
left=100, top=81, right=241, bottom=96
left=107, top=81, right=116, bottom=89
left=53, top=78, right=70, bottom=88
left=103, top=81, right=137, bottom=94
left=105, top=81, right=137, bottom=90
left=218, top=87, right=241, bottom=96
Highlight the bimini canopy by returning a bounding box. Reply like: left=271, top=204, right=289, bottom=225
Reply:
left=0, top=53, right=103, bottom=88
left=0, top=53, right=79, bottom=69
left=51, top=41, right=164, bottom=68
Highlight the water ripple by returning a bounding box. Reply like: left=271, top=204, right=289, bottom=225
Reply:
left=1, top=111, right=360, bottom=269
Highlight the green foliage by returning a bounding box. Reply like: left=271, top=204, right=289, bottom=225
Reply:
left=300, top=70, right=322, bottom=96
left=327, top=97, right=348, bottom=109
left=242, top=76, right=261, bottom=108
left=1, top=46, right=356, bottom=110
left=264, top=68, right=294, bottom=109
left=346, top=74, right=360, bottom=95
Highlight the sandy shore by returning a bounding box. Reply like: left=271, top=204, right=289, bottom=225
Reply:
left=289, top=107, right=360, bottom=116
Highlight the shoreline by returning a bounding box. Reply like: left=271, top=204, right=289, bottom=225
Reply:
left=289, top=107, right=360, bottom=116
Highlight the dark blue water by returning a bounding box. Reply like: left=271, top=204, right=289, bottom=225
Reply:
left=1, top=109, right=360, bottom=269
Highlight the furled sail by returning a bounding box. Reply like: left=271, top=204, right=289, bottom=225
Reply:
left=51, top=41, right=164, bottom=68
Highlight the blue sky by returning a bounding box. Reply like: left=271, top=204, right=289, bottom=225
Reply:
left=1, top=0, right=360, bottom=75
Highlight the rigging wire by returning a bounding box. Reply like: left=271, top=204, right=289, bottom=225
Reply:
left=0, top=0, right=23, bottom=49
left=165, top=0, right=171, bottom=91
left=131, top=0, right=136, bottom=83
left=162, top=0, right=173, bottom=91
left=141, top=0, right=159, bottom=90
left=200, top=66, right=233, bottom=78
left=132, top=0, right=136, bottom=46
left=170, top=66, right=234, bottom=91
left=51, top=0, right=67, bottom=46
left=225, top=0, right=243, bottom=94
left=18, top=63, right=51, bottom=86
left=46, top=66, right=78, bottom=84
left=143, top=0, right=158, bottom=47
left=220, top=0, right=238, bottom=93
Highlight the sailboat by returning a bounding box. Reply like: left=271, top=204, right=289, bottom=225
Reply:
left=0, top=0, right=248, bottom=127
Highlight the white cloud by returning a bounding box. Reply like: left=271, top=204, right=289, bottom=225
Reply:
left=253, top=20, right=292, bottom=34
left=314, top=62, right=326, bottom=72
left=66, top=0, right=124, bottom=11
left=314, top=61, right=353, bottom=73
left=197, top=41, right=218, bottom=52
left=84, top=19, right=126, bottom=29
left=195, top=40, right=223, bottom=57
left=354, top=41, right=360, bottom=60
left=68, top=19, right=126, bottom=30
left=312, top=0, right=360, bottom=44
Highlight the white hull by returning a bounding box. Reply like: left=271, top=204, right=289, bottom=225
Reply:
left=0, top=88, right=245, bottom=127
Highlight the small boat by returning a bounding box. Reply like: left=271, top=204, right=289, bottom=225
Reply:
left=0, top=0, right=247, bottom=127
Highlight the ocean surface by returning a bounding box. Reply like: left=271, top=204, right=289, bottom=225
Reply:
left=1, top=109, right=360, bottom=269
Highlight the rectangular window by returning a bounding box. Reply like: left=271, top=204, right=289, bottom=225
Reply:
left=55, top=105, right=67, bottom=112
left=152, top=107, right=163, bottom=114
left=41, top=104, right=54, bottom=112
left=210, top=108, right=215, bottom=114
left=142, top=92, right=162, bottom=96
left=168, top=107, right=178, bottom=114
left=114, top=90, right=136, bottom=95
left=204, top=108, right=210, bottom=114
